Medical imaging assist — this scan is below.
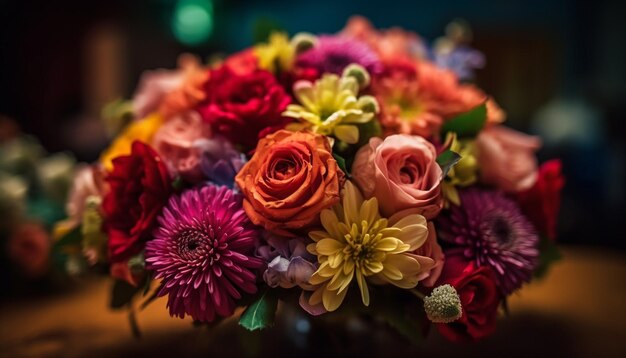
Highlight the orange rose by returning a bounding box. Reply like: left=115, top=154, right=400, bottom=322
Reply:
left=235, top=130, right=345, bottom=237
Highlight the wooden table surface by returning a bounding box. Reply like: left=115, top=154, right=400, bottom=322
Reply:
left=1, top=246, right=626, bottom=357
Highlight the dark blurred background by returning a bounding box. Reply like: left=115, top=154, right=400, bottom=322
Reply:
left=0, top=0, right=624, bottom=251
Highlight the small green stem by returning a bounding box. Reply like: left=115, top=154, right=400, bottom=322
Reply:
left=409, top=288, right=426, bottom=301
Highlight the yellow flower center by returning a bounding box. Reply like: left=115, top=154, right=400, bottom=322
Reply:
left=342, top=220, right=389, bottom=275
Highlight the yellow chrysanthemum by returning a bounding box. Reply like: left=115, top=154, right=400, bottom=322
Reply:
left=255, top=32, right=295, bottom=73
left=99, top=113, right=164, bottom=171
left=443, top=134, right=478, bottom=206
left=306, top=181, right=434, bottom=312
left=255, top=32, right=316, bottom=74
left=283, top=64, right=379, bottom=144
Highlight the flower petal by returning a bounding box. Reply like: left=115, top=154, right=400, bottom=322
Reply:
left=316, top=238, right=344, bottom=255
left=334, top=125, right=359, bottom=144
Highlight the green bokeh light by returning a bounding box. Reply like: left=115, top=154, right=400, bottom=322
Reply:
left=172, top=0, right=214, bottom=46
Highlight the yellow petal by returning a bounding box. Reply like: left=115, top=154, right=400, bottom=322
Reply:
left=327, top=268, right=354, bottom=291
left=293, top=81, right=317, bottom=111
left=380, top=264, right=403, bottom=281
left=306, top=243, right=318, bottom=255
left=356, top=272, right=370, bottom=306
left=382, top=254, right=421, bottom=289
left=373, top=237, right=401, bottom=252
left=316, top=238, right=344, bottom=256
left=359, top=197, right=380, bottom=227
left=392, top=215, right=428, bottom=250
left=309, top=272, right=329, bottom=285
left=328, top=252, right=345, bottom=269
left=343, top=111, right=374, bottom=124
left=320, top=209, right=343, bottom=240
left=342, top=181, right=363, bottom=226
left=334, top=125, right=359, bottom=144
left=316, top=261, right=335, bottom=277
left=308, top=230, right=328, bottom=242
left=392, top=213, right=427, bottom=230
left=363, top=261, right=384, bottom=275
left=343, top=259, right=355, bottom=275
left=309, top=286, right=324, bottom=305
left=338, top=76, right=359, bottom=94
left=322, top=285, right=348, bottom=312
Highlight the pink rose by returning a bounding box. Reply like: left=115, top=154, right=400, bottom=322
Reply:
left=133, top=69, right=185, bottom=120
left=133, top=54, right=207, bottom=119
left=352, top=134, right=443, bottom=219
left=476, top=125, right=541, bottom=192
left=152, top=111, right=211, bottom=183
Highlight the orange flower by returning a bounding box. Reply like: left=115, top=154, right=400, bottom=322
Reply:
left=341, top=16, right=426, bottom=61
left=235, top=130, right=345, bottom=237
left=373, top=59, right=502, bottom=138
left=158, top=54, right=209, bottom=118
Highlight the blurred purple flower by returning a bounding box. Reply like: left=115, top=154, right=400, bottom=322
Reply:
left=256, top=234, right=317, bottom=290
left=196, top=136, right=246, bottom=188
left=432, top=44, right=485, bottom=81
left=296, top=35, right=382, bottom=76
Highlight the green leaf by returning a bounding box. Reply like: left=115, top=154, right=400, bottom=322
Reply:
left=238, top=289, right=279, bottom=331
left=436, top=150, right=462, bottom=178
left=534, top=235, right=562, bottom=279
left=441, top=103, right=487, bottom=138
left=110, top=279, right=142, bottom=309
left=332, top=153, right=350, bottom=177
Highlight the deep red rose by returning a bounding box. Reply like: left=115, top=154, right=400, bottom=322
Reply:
left=435, top=250, right=501, bottom=342
left=198, top=66, right=292, bottom=151
left=103, top=141, right=171, bottom=264
left=515, top=159, right=565, bottom=240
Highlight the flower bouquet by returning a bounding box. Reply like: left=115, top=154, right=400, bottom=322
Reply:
left=53, top=17, right=564, bottom=344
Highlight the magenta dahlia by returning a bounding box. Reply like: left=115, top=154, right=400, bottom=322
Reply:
left=296, top=35, right=382, bottom=76
left=437, top=188, right=539, bottom=295
left=145, top=185, right=263, bottom=322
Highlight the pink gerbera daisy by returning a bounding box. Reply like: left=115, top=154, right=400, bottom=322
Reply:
left=145, top=185, right=263, bottom=322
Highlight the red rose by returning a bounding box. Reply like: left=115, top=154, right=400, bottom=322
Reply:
left=103, top=141, right=171, bottom=263
left=198, top=66, right=292, bottom=151
left=435, top=250, right=501, bottom=342
left=515, top=159, right=565, bottom=240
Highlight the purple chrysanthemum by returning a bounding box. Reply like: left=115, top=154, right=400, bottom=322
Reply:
left=437, top=188, right=539, bottom=295
left=296, top=35, right=382, bottom=76
left=145, top=185, right=263, bottom=322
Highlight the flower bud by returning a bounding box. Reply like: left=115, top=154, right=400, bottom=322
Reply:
left=342, top=63, right=370, bottom=88
left=291, top=32, right=318, bottom=54
left=357, top=95, right=380, bottom=114
left=423, top=284, right=463, bottom=323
